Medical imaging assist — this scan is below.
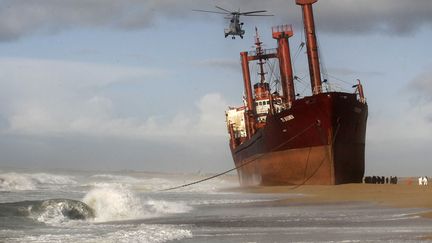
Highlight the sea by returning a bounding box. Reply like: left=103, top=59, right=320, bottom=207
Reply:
left=1, top=169, right=432, bottom=243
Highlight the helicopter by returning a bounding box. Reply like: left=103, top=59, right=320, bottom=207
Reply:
left=193, top=6, right=273, bottom=39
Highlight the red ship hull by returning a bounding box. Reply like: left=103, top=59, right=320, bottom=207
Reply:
left=230, top=92, right=368, bottom=186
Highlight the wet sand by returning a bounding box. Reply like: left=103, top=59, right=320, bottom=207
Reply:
left=228, top=183, right=432, bottom=217
left=221, top=182, right=432, bottom=241
left=289, top=183, right=432, bottom=240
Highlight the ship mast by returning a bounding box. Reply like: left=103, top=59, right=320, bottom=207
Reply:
left=240, top=27, right=298, bottom=136
left=254, top=27, right=267, bottom=84
left=296, top=0, right=322, bottom=95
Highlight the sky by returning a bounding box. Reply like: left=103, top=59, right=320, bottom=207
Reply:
left=0, top=0, right=431, bottom=176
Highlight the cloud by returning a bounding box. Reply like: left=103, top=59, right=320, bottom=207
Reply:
left=194, top=93, right=228, bottom=135
left=0, top=0, right=431, bottom=41
left=0, top=58, right=161, bottom=132
left=407, top=68, right=432, bottom=124
left=0, top=57, right=228, bottom=139
left=215, top=0, right=432, bottom=35
left=2, top=89, right=230, bottom=172
left=0, top=0, right=154, bottom=41
left=7, top=93, right=228, bottom=139
left=426, top=114, right=432, bottom=123
left=362, top=65, right=432, bottom=176
left=0, top=58, right=228, bottom=139
left=409, top=68, right=432, bottom=101
left=0, top=0, right=206, bottom=41
left=0, top=57, right=165, bottom=91
left=0, top=57, right=231, bottom=173
left=312, top=0, right=432, bottom=35
left=367, top=67, right=432, bottom=140
left=0, top=58, right=167, bottom=132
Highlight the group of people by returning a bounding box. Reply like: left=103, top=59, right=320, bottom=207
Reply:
left=363, top=176, right=398, bottom=184
left=418, top=176, right=428, bottom=186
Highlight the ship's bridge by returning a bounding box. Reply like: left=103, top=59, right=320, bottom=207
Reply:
left=255, top=99, right=270, bottom=123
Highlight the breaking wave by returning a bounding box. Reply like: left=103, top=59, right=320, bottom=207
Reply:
left=0, top=172, right=77, bottom=191
left=83, top=184, right=144, bottom=222
left=0, top=199, right=94, bottom=225
left=1, top=183, right=191, bottom=226
left=83, top=184, right=191, bottom=222
left=30, top=199, right=94, bottom=225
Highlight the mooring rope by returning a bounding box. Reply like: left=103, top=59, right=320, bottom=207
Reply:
left=159, top=120, right=321, bottom=192
left=288, top=121, right=340, bottom=190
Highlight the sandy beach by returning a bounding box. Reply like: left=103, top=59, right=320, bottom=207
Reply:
left=229, top=182, right=432, bottom=217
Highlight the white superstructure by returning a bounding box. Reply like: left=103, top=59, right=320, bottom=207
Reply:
left=225, top=107, right=247, bottom=138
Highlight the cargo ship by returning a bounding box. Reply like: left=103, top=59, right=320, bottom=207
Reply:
left=225, top=0, right=368, bottom=186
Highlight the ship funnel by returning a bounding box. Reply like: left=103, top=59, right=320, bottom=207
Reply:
left=240, top=51, right=255, bottom=137
left=296, top=0, right=322, bottom=95
left=240, top=52, right=254, bottom=112
left=272, top=25, right=295, bottom=106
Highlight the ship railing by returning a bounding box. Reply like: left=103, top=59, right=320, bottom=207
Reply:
left=358, top=97, right=367, bottom=103
left=321, top=82, right=367, bottom=103
left=271, top=24, right=293, bottom=33
left=356, top=94, right=367, bottom=104
left=323, top=83, right=345, bottom=93
left=313, top=86, right=323, bottom=94
left=248, top=48, right=277, bottom=57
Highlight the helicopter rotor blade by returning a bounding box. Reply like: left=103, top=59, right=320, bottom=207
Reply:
left=242, top=14, right=274, bottom=16
left=214, top=5, right=232, bottom=13
left=192, top=9, right=229, bottom=15
left=240, top=10, right=268, bottom=15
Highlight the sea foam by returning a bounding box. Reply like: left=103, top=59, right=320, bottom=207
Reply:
left=90, top=174, right=142, bottom=184
left=83, top=183, right=191, bottom=222
left=0, top=172, right=76, bottom=191
left=6, top=224, right=192, bottom=243
left=101, top=224, right=192, bottom=243
left=0, top=173, right=35, bottom=191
